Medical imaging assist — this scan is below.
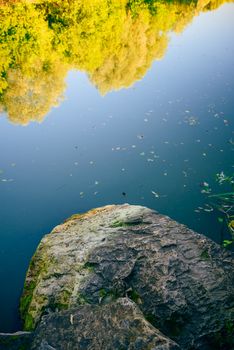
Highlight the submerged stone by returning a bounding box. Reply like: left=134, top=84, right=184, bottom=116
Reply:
left=0, top=331, right=32, bottom=350
left=19, top=204, right=233, bottom=349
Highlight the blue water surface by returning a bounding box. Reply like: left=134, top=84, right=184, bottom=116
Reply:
left=0, top=3, right=234, bottom=331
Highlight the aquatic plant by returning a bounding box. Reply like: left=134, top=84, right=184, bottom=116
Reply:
left=201, top=172, right=234, bottom=247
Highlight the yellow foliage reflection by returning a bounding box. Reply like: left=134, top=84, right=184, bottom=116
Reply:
left=0, top=0, right=232, bottom=125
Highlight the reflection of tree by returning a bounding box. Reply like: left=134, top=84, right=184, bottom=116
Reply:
left=90, top=12, right=169, bottom=94
left=0, top=2, right=66, bottom=123
left=0, top=0, right=231, bottom=125
left=2, top=65, right=66, bottom=125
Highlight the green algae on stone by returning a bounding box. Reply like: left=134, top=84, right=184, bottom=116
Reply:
left=110, top=218, right=143, bottom=228
left=110, top=220, right=127, bottom=228
left=20, top=244, right=57, bottom=330
left=200, top=249, right=210, bottom=260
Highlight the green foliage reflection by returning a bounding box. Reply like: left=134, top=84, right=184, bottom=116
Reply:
left=0, top=0, right=232, bottom=124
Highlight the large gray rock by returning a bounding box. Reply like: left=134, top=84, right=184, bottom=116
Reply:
left=20, top=204, right=234, bottom=349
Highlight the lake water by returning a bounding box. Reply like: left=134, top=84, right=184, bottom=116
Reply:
left=0, top=0, right=233, bottom=332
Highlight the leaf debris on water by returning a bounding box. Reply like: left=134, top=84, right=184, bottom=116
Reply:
left=151, top=190, right=159, bottom=198
left=1, top=178, right=14, bottom=182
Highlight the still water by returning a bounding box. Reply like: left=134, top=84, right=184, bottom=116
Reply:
left=0, top=0, right=234, bottom=332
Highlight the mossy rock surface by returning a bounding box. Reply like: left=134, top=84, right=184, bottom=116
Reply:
left=20, top=204, right=234, bottom=349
